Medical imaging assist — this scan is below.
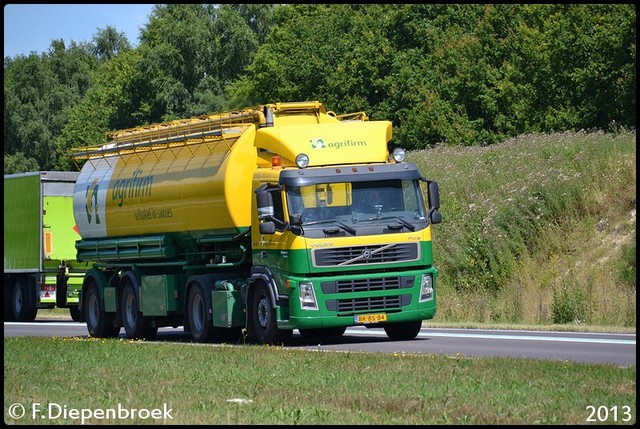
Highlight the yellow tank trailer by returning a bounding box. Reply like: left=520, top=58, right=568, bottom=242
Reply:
left=72, top=101, right=441, bottom=344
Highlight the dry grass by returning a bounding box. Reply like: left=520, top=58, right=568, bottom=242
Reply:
left=410, top=130, right=636, bottom=327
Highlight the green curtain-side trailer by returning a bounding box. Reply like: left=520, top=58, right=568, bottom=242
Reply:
left=4, top=171, right=86, bottom=321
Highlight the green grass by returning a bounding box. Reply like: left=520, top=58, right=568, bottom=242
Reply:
left=3, top=337, right=636, bottom=425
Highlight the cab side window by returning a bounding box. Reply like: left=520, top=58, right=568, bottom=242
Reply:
left=271, top=189, right=285, bottom=232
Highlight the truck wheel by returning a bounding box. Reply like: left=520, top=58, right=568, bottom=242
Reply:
left=251, top=282, right=292, bottom=345
left=12, top=278, right=37, bottom=322
left=69, top=306, right=83, bottom=322
left=383, top=320, right=423, bottom=341
left=84, top=280, right=120, bottom=338
left=187, top=282, right=226, bottom=343
left=299, top=326, right=347, bottom=339
left=56, top=273, right=68, bottom=308
left=121, top=283, right=157, bottom=340
left=4, top=279, right=16, bottom=321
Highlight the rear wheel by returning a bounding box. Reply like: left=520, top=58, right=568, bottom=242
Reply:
left=84, top=280, right=120, bottom=338
left=69, top=306, right=83, bottom=322
left=187, top=282, right=226, bottom=343
left=251, top=282, right=292, bottom=345
left=121, top=282, right=157, bottom=340
left=4, top=278, right=16, bottom=321
left=56, top=273, right=68, bottom=308
left=383, top=320, right=423, bottom=341
left=12, top=278, right=37, bottom=322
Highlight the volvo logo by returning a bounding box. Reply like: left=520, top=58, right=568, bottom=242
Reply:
left=362, top=249, right=372, bottom=260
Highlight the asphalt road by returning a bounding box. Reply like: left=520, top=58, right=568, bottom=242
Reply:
left=4, top=321, right=635, bottom=367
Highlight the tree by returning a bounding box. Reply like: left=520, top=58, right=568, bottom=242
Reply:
left=93, top=26, right=132, bottom=61
left=3, top=41, right=98, bottom=171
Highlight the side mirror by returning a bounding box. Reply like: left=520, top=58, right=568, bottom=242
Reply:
left=289, top=213, right=302, bottom=226
left=427, top=181, right=440, bottom=211
left=259, top=221, right=276, bottom=235
left=422, top=179, right=441, bottom=225
left=256, top=188, right=274, bottom=219
left=430, top=210, right=442, bottom=225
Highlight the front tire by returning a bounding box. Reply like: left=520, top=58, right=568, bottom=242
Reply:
left=383, top=320, right=423, bottom=341
left=251, top=282, right=292, bottom=345
left=84, top=280, right=120, bottom=338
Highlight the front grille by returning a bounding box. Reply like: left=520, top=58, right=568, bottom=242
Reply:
left=321, top=276, right=414, bottom=293
left=327, top=294, right=411, bottom=312
left=313, top=242, right=419, bottom=267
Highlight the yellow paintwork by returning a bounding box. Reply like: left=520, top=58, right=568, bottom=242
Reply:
left=255, top=121, right=391, bottom=166
left=73, top=102, right=395, bottom=239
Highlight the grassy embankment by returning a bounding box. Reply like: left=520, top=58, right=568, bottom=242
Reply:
left=411, top=130, right=636, bottom=330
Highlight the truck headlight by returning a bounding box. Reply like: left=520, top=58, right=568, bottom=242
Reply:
left=392, top=148, right=406, bottom=163
left=296, top=153, right=309, bottom=169
left=299, top=281, right=318, bottom=310
left=419, top=274, right=434, bottom=302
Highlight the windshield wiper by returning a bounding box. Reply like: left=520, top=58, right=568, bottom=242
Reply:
left=361, top=215, right=415, bottom=232
left=303, top=219, right=356, bottom=235
left=391, top=216, right=415, bottom=232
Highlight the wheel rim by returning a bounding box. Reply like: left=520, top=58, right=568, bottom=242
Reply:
left=87, top=290, right=100, bottom=328
left=256, top=294, right=270, bottom=330
left=190, top=290, right=206, bottom=333
left=13, top=286, right=23, bottom=314
left=124, top=288, right=138, bottom=329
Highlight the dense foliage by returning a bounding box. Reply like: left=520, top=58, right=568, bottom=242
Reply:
left=4, top=4, right=635, bottom=173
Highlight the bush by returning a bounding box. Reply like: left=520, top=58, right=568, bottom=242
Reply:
left=551, top=281, right=587, bottom=325
left=617, top=241, right=636, bottom=288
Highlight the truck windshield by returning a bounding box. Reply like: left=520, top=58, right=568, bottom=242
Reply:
left=286, top=179, right=427, bottom=228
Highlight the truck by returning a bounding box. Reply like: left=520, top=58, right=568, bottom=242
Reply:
left=4, top=171, right=86, bottom=322
left=71, top=101, right=441, bottom=344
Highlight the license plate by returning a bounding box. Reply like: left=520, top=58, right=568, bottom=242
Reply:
left=354, top=313, right=387, bottom=324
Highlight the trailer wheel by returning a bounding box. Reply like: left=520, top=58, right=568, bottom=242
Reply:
left=251, top=282, right=292, bottom=345
left=12, top=278, right=37, bottom=322
left=69, top=306, right=83, bottom=322
left=85, top=280, right=120, bottom=338
left=56, top=273, right=68, bottom=309
left=121, top=282, right=157, bottom=340
left=4, top=278, right=16, bottom=321
left=383, top=320, right=423, bottom=341
left=299, top=326, right=347, bottom=339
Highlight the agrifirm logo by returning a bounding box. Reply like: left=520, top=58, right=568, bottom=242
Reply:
left=85, top=178, right=101, bottom=224
left=310, top=138, right=367, bottom=150
left=310, top=138, right=325, bottom=149
left=111, top=169, right=153, bottom=207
